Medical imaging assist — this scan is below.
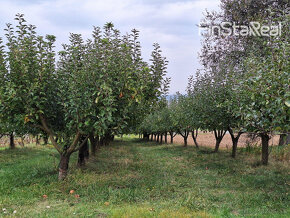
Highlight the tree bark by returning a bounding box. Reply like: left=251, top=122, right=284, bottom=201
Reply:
left=213, top=130, right=226, bottom=153
left=164, top=132, right=167, bottom=144
left=261, top=133, right=270, bottom=165
left=191, top=129, right=199, bottom=148
left=35, top=135, right=40, bottom=145
left=58, top=154, right=70, bottom=180
left=89, top=133, right=98, bottom=156
left=10, top=133, right=15, bottom=149
left=78, top=136, right=89, bottom=167
left=160, top=134, right=163, bottom=144
left=287, top=134, right=290, bottom=145
left=231, top=138, right=238, bottom=158
left=43, top=135, right=48, bottom=145
left=279, top=133, right=290, bottom=146
left=157, top=134, right=159, bottom=143
left=214, top=138, right=222, bottom=152
left=180, top=130, right=189, bottom=147
left=169, top=132, right=176, bottom=144
left=143, top=133, right=150, bottom=141
left=228, top=129, right=243, bottom=158
left=103, top=133, right=111, bottom=145
left=184, top=137, right=187, bottom=147
left=99, top=137, right=105, bottom=146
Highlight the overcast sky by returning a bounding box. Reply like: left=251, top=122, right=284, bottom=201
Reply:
left=0, top=0, right=220, bottom=94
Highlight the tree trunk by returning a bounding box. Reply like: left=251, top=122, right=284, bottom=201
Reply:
left=150, top=134, right=153, bottom=141
left=261, top=133, right=270, bottom=165
left=192, top=137, right=199, bottom=148
left=143, top=133, right=150, bottom=141
left=287, top=134, right=290, bottom=145
left=214, top=138, right=222, bottom=152
left=35, top=135, right=40, bottom=145
left=78, top=137, right=89, bottom=167
left=160, top=134, right=163, bottom=144
left=10, top=133, right=15, bottom=149
left=279, top=133, right=290, bottom=146
left=78, top=149, right=85, bottom=167
left=228, top=129, right=243, bottom=158
left=90, top=139, right=96, bottom=156
left=154, top=134, right=156, bottom=141
left=103, top=133, right=112, bottom=145
left=157, top=134, right=159, bottom=143
left=164, top=132, right=167, bottom=144
left=84, top=145, right=89, bottom=160
left=99, top=137, right=105, bottom=146
left=170, top=132, right=176, bottom=144
left=184, top=137, right=187, bottom=147
left=43, top=135, right=48, bottom=145
left=213, top=130, right=226, bottom=153
left=58, top=154, right=70, bottom=180
left=20, top=136, right=25, bottom=147
left=231, top=138, right=238, bottom=158
left=191, top=130, right=199, bottom=148
left=89, top=133, right=98, bottom=156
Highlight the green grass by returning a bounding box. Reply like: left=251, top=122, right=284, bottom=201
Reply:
left=0, top=137, right=289, bottom=217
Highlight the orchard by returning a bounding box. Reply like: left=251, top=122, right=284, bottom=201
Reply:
left=0, top=0, right=289, bottom=217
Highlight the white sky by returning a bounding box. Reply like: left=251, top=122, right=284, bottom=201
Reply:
left=0, top=0, right=220, bottom=94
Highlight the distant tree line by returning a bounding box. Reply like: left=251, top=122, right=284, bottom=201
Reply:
left=139, top=0, right=289, bottom=164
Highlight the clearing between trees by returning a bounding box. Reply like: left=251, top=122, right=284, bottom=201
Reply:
left=0, top=136, right=289, bottom=217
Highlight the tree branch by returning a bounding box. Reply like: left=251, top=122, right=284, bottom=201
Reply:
left=39, top=114, right=62, bottom=153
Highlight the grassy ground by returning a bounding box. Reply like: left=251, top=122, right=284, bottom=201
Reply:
left=0, top=136, right=289, bottom=217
